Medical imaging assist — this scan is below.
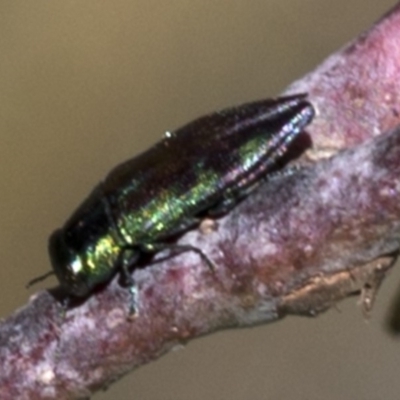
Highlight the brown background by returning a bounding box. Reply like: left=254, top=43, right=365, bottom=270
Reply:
left=1, top=1, right=399, bottom=399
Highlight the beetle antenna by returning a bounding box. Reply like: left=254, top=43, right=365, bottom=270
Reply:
left=26, top=271, right=54, bottom=289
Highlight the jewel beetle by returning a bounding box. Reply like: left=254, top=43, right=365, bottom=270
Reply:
left=28, top=94, right=315, bottom=313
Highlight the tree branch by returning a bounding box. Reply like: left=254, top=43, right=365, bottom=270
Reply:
left=2, top=3, right=400, bottom=399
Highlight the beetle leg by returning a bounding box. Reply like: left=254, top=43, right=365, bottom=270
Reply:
left=166, top=243, right=216, bottom=272
left=139, top=242, right=216, bottom=272
left=119, top=248, right=140, bottom=315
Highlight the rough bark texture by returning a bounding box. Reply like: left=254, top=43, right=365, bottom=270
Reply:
left=2, top=3, right=400, bottom=399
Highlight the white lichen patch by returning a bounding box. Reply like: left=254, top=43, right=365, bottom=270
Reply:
left=38, top=365, right=55, bottom=384
left=106, top=308, right=125, bottom=329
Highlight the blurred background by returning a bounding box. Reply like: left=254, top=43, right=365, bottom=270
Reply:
left=1, top=1, right=399, bottom=399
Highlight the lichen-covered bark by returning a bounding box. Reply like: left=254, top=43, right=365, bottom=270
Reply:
left=2, top=3, right=400, bottom=399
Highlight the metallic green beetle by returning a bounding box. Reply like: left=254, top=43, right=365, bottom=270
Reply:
left=28, top=94, right=314, bottom=312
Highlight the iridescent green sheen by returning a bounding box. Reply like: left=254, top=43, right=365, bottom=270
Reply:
left=44, top=94, right=314, bottom=303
